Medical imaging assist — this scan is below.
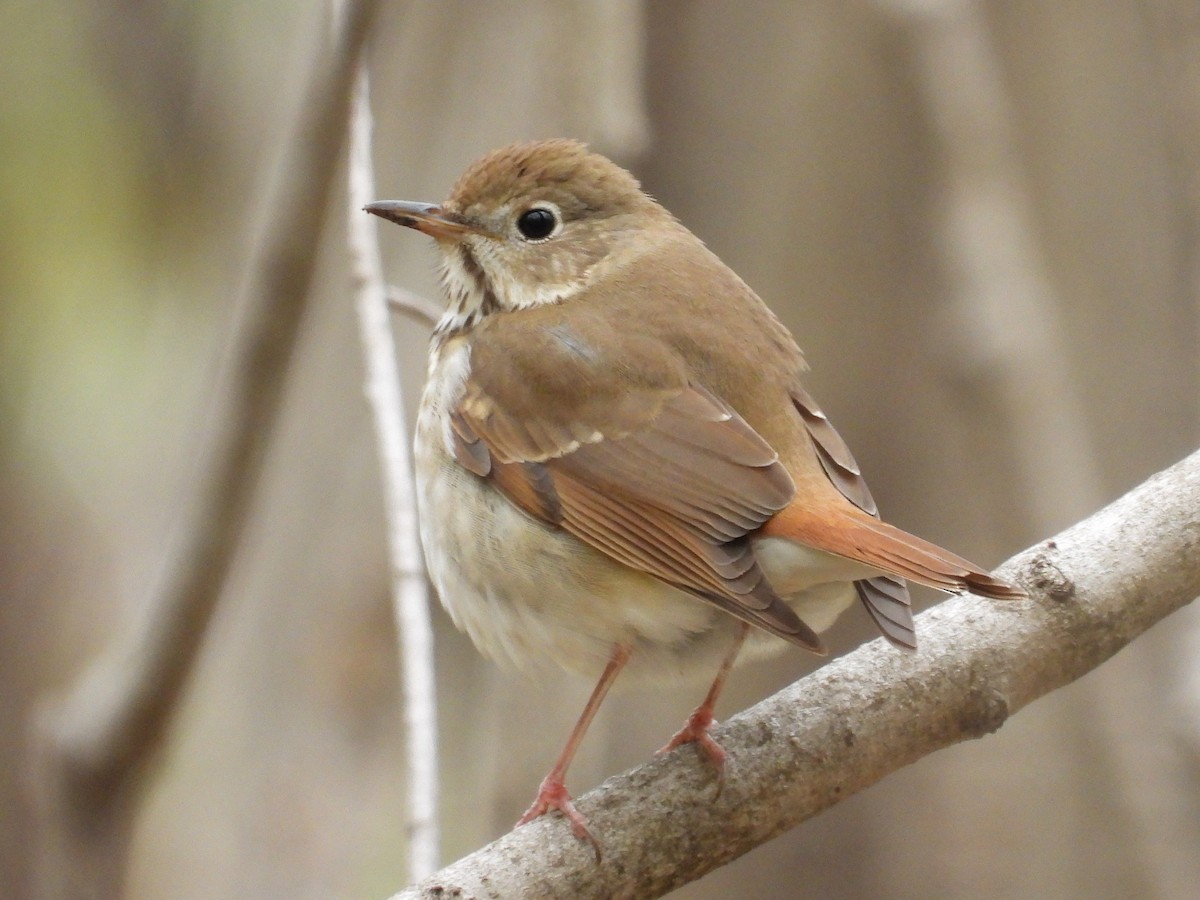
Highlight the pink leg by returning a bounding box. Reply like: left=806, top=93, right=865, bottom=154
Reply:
left=516, top=642, right=633, bottom=855
left=657, top=623, right=749, bottom=794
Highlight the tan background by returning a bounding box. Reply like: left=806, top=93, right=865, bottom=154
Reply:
left=3, top=1, right=1199, bottom=897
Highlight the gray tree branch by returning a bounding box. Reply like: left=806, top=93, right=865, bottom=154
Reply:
left=392, top=448, right=1200, bottom=900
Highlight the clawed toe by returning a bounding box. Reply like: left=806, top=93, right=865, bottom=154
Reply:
left=517, top=774, right=602, bottom=860
left=657, top=709, right=729, bottom=797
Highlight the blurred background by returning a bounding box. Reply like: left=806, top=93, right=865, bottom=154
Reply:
left=4, top=1, right=1200, bottom=897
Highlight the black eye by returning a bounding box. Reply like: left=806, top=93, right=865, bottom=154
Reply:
left=516, top=207, right=558, bottom=240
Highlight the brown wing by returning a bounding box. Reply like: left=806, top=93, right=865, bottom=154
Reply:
left=455, top=317, right=825, bottom=651
left=790, top=386, right=917, bottom=649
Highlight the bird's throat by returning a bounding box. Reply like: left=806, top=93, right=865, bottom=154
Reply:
left=435, top=244, right=499, bottom=341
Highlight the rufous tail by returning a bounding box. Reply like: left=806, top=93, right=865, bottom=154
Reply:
left=761, top=504, right=1025, bottom=600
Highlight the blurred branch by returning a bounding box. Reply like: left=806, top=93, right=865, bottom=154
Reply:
left=30, top=2, right=381, bottom=897
left=90, top=1, right=200, bottom=149
left=392, top=448, right=1200, bottom=899
left=884, top=3, right=1199, bottom=894
left=882, top=0, right=1104, bottom=529
left=346, top=65, right=440, bottom=879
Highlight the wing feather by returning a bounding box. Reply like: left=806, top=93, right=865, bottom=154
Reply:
left=790, top=386, right=917, bottom=649
left=452, top=319, right=825, bottom=650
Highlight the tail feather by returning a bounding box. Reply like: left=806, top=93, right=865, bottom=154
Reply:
left=761, top=504, right=1025, bottom=601
left=855, top=575, right=917, bottom=649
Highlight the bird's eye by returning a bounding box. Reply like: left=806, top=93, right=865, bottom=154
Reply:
left=516, top=207, right=558, bottom=241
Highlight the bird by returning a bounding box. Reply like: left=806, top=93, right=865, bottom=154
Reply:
left=365, top=138, right=1024, bottom=852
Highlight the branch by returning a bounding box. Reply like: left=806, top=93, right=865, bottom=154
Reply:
left=391, top=448, right=1200, bottom=899
left=347, top=64, right=440, bottom=879
left=387, top=286, right=442, bottom=327
left=30, top=2, right=381, bottom=895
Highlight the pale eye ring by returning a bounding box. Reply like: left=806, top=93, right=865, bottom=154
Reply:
left=516, top=206, right=559, bottom=241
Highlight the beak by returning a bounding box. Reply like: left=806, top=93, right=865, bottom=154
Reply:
left=363, top=200, right=488, bottom=240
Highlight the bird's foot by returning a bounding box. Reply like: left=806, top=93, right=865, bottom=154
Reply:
left=657, top=707, right=728, bottom=797
left=517, top=773, right=602, bottom=860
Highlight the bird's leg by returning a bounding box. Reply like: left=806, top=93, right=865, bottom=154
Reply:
left=657, top=622, right=749, bottom=795
left=517, top=641, right=633, bottom=855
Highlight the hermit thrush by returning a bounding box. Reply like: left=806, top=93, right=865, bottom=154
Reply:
left=367, top=139, right=1022, bottom=851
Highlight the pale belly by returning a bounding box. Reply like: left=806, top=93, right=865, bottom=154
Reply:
left=413, top=342, right=872, bottom=683
left=415, top=431, right=868, bottom=683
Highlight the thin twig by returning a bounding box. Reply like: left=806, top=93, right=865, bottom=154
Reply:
left=387, top=287, right=442, bottom=327
left=347, top=66, right=440, bottom=878
left=391, top=448, right=1200, bottom=899
left=31, top=3, right=381, bottom=897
